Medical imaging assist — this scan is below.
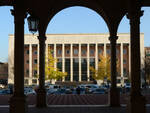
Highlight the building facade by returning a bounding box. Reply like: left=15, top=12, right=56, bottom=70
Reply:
left=0, top=62, right=8, bottom=85
left=8, top=33, right=145, bottom=85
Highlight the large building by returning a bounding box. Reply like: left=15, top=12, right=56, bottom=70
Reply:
left=8, top=33, right=145, bottom=85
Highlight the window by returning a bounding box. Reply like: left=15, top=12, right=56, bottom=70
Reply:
left=74, top=49, right=78, bottom=55
left=98, top=49, right=102, bottom=54
left=123, top=59, right=127, bottom=64
left=33, top=70, right=37, bottom=75
left=57, top=49, right=62, bottom=55
left=34, top=51, right=37, bottom=55
left=34, top=59, right=37, bottom=64
left=82, top=49, right=86, bottom=55
left=107, top=49, right=110, bottom=54
left=24, top=79, right=29, bottom=84
left=26, top=69, right=29, bottom=75
left=26, top=50, right=29, bottom=54
left=32, top=79, right=37, bottom=84
left=26, top=60, right=29, bottom=64
left=123, top=68, right=127, bottom=75
left=90, top=49, right=94, bottom=55
left=123, top=49, right=127, bottom=54
left=117, top=49, right=119, bottom=54
left=66, top=49, right=70, bottom=54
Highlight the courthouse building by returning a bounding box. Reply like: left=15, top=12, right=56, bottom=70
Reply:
left=8, top=33, right=145, bottom=85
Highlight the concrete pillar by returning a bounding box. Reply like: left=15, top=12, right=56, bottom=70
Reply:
left=104, top=43, right=106, bottom=57
left=37, top=44, right=39, bottom=85
left=62, top=44, right=65, bottom=82
left=79, top=44, right=81, bottom=82
left=127, top=5, right=146, bottom=113
left=95, top=43, right=98, bottom=71
left=29, top=44, right=32, bottom=85
left=109, top=36, right=120, bottom=107
left=9, top=8, right=27, bottom=113
left=70, top=44, right=73, bottom=82
left=36, top=36, right=47, bottom=107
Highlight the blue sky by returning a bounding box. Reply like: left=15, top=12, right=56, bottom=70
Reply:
left=0, top=6, right=150, bottom=62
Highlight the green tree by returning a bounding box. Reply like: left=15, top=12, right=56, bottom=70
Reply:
left=45, top=49, right=67, bottom=83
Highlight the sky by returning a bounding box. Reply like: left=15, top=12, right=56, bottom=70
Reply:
left=0, top=6, right=150, bottom=62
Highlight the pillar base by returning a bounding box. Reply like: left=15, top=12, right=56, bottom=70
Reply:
left=36, top=88, right=47, bottom=108
left=127, top=93, right=146, bottom=113
left=9, top=95, right=27, bottom=113
left=108, top=87, right=120, bottom=107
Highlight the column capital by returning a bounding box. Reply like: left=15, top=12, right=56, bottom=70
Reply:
left=126, top=10, right=144, bottom=20
left=109, top=36, right=118, bottom=42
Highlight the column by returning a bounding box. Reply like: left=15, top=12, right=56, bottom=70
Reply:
left=127, top=6, right=146, bottom=113
left=29, top=44, right=32, bottom=85
left=36, top=36, right=47, bottom=107
left=37, top=44, right=39, bottom=85
left=120, top=43, right=124, bottom=86
left=128, top=44, right=131, bottom=80
left=104, top=43, right=106, bottom=57
left=87, top=44, right=90, bottom=81
left=109, top=36, right=120, bottom=107
left=54, top=44, right=57, bottom=69
left=95, top=43, right=98, bottom=71
left=62, top=44, right=65, bottom=82
left=9, top=8, right=27, bottom=113
left=70, top=44, right=73, bottom=82
left=79, top=44, right=81, bottom=82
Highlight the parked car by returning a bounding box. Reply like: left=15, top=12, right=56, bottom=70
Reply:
left=92, top=88, right=106, bottom=94
left=0, top=89, right=11, bottom=95
left=24, top=87, right=36, bottom=95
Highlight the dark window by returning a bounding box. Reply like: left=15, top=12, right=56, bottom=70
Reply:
left=81, top=58, right=87, bottom=81
left=34, top=51, right=37, bottom=55
left=26, top=60, right=29, bottom=64
left=66, top=50, right=70, bottom=55
left=57, top=49, right=62, bottom=55
left=32, top=79, right=37, bottom=84
left=90, top=58, right=95, bottom=81
left=74, top=49, right=78, bottom=55
left=34, top=70, right=37, bottom=75
left=73, top=58, right=79, bottom=81
left=26, top=69, right=29, bottom=75
left=26, top=50, right=29, bottom=54
left=34, top=59, right=37, bottom=64
left=65, top=59, right=70, bottom=81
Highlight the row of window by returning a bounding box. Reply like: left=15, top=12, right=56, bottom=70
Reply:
left=25, top=48, right=127, bottom=56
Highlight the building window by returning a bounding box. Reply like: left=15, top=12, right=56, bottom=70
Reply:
left=107, top=49, right=110, bottom=54
left=24, top=79, right=29, bottom=85
left=26, top=69, right=29, bottom=75
left=74, top=49, right=78, bottom=55
left=32, top=79, right=37, bottom=84
left=98, top=49, right=102, bottom=54
left=123, top=68, right=127, bottom=75
left=123, top=49, right=127, bottom=54
left=26, top=50, right=29, bottom=54
left=57, top=49, right=62, bottom=55
left=26, top=60, right=29, bottom=64
left=33, top=70, right=37, bottom=75
left=34, top=51, right=37, bottom=55
left=117, top=49, right=119, bottom=54
left=34, top=59, right=37, bottom=64
left=82, top=50, right=86, bottom=55
left=66, top=50, right=70, bottom=55
left=90, top=49, right=94, bottom=55
left=123, top=59, right=127, bottom=64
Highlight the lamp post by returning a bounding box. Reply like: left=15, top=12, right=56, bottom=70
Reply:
left=27, top=15, right=39, bottom=34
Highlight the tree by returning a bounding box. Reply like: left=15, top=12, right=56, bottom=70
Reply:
left=45, top=49, right=67, bottom=83
left=90, top=55, right=111, bottom=82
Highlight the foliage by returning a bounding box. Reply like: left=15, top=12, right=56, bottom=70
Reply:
left=45, top=49, right=67, bottom=81
left=90, top=55, right=111, bottom=81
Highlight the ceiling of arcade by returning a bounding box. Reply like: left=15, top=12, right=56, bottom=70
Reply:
left=0, top=0, right=150, bottom=34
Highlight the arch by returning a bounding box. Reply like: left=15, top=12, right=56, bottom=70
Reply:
left=46, top=6, right=109, bottom=34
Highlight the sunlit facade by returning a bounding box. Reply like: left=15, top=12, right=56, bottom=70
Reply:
left=8, top=33, right=145, bottom=85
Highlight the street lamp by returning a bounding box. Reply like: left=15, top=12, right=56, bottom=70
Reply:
left=27, top=15, right=39, bottom=34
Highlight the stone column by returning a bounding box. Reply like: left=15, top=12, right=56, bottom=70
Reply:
left=37, top=44, right=40, bottom=85
left=87, top=44, right=90, bottom=81
left=95, top=44, right=98, bottom=71
left=120, top=43, right=124, bottom=86
left=62, top=44, right=65, bottom=82
left=109, top=36, right=120, bottom=107
left=29, top=44, right=32, bottom=85
left=9, top=8, right=27, bottom=113
left=79, top=44, right=81, bottom=82
left=36, top=36, right=47, bottom=107
left=127, top=7, right=146, bottom=113
left=70, top=44, right=73, bottom=82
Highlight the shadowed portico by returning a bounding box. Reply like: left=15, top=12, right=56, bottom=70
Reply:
left=0, top=0, right=150, bottom=113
